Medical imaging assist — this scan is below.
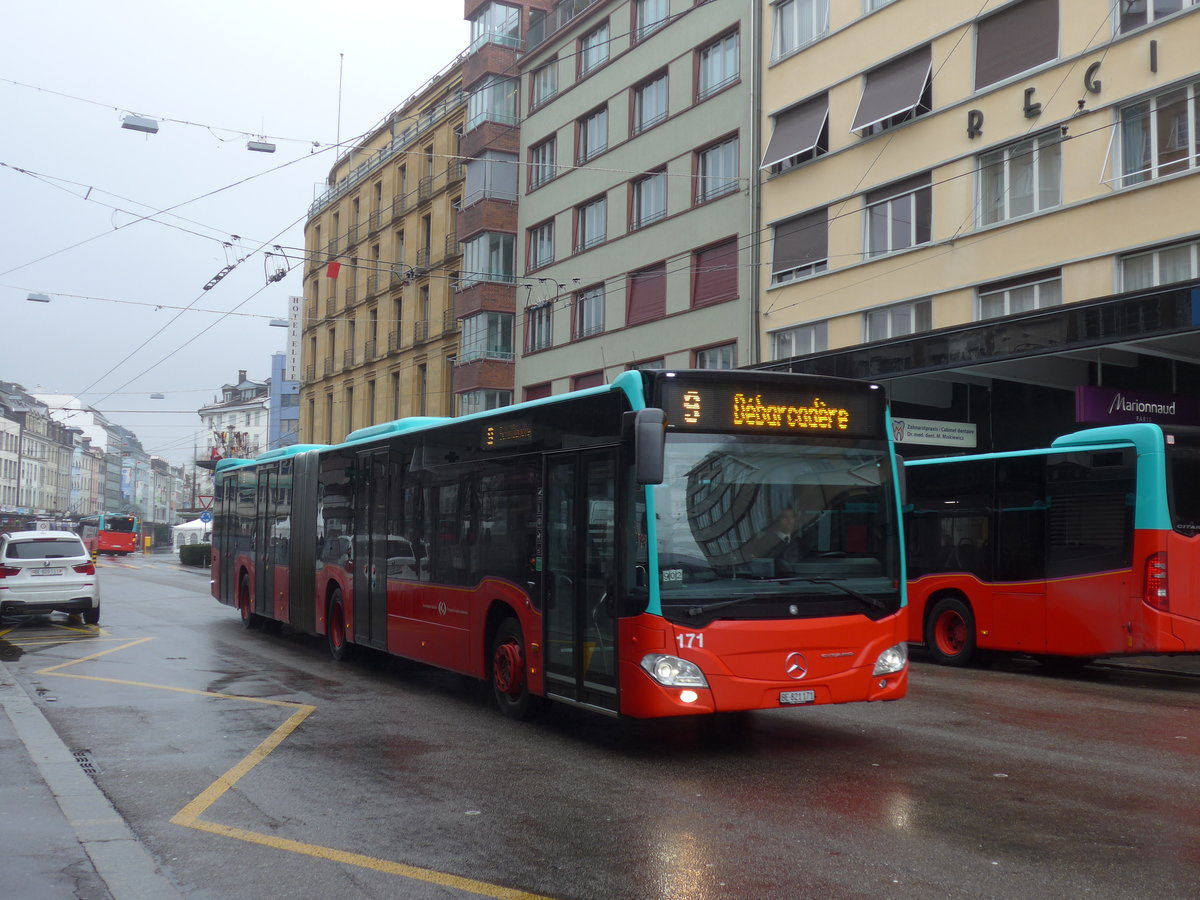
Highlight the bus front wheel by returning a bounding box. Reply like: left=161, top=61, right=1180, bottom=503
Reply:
left=327, top=591, right=352, bottom=662
left=491, top=617, right=538, bottom=720
left=925, top=596, right=976, bottom=666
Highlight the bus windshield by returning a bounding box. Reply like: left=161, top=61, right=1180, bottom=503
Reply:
left=1166, top=432, right=1200, bottom=536
left=652, top=433, right=900, bottom=623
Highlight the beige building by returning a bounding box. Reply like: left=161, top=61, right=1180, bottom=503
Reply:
left=758, top=0, right=1200, bottom=450
left=300, top=54, right=468, bottom=443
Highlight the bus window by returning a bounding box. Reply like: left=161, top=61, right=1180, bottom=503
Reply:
left=1045, top=450, right=1135, bottom=578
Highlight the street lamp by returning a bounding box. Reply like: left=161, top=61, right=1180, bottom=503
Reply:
left=26, top=292, right=51, bottom=302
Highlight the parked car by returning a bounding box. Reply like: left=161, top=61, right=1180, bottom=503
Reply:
left=0, top=530, right=100, bottom=624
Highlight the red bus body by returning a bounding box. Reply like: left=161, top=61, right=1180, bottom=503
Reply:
left=213, top=371, right=910, bottom=719
left=78, top=515, right=139, bottom=556
left=905, top=424, right=1200, bottom=665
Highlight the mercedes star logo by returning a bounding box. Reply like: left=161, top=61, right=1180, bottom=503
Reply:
left=785, top=651, right=809, bottom=680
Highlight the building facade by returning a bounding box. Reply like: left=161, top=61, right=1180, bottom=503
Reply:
left=757, top=0, right=1200, bottom=452
left=510, top=0, right=760, bottom=396
left=198, top=370, right=271, bottom=461
left=268, top=352, right=300, bottom=451
left=300, top=52, right=469, bottom=443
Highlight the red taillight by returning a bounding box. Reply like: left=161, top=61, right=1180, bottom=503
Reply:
left=1144, top=551, right=1168, bottom=611
left=73, top=562, right=96, bottom=575
left=0, top=565, right=20, bottom=578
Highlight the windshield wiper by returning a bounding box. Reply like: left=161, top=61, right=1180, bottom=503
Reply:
left=777, top=577, right=889, bottom=611
left=681, top=596, right=760, bottom=617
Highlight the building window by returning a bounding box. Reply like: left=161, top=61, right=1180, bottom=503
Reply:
left=529, top=220, right=554, bottom=270
left=631, top=171, right=666, bottom=229
left=691, top=238, right=739, bottom=308
left=772, top=321, right=828, bottom=360
left=575, top=285, right=605, bottom=339
left=695, top=343, right=736, bottom=369
left=633, top=73, right=668, bottom=134
left=469, top=2, right=521, bottom=52
left=634, top=0, right=669, bottom=41
left=579, top=22, right=610, bottom=76
left=974, top=0, right=1058, bottom=90
left=698, top=32, right=739, bottom=100
left=977, top=271, right=1062, bottom=319
left=865, top=173, right=932, bottom=258
left=531, top=60, right=557, bottom=109
left=458, top=389, right=512, bottom=416
left=525, top=383, right=552, bottom=402
left=576, top=197, right=607, bottom=251
left=761, top=94, right=829, bottom=173
left=462, top=232, right=515, bottom=287
left=696, top=136, right=739, bottom=202
left=573, top=371, right=606, bottom=389
left=460, top=312, right=514, bottom=362
left=771, top=209, right=828, bottom=284
left=627, top=262, right=667, bottom=325
left=772, top=0, right=830, bottom=60
left=852, top=46, right=933, bottom=135
left=1119, top=0, right=1198, bottom=33
left=578, top=107, right=608, bottom=163
left=1119, top=81, right=1200, bottom=187
left=1121, top=237, right=1200, bottom=290
left=527, top=302, right=553, bottom=352
left=466, top=76, right=518, bottom=131
left=529, top=139, right=557, bottom=190
left=978, top=131, right=1062, bottom=226
left=865, top=298, right=932, bottom=341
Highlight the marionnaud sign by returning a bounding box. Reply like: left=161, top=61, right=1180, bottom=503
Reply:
left=1075, top=386, right=1199, bottom=427
left=891, top=417, right=978, bottom=448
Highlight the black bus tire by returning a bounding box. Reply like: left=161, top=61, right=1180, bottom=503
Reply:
left=238, top=575, right=260, bottom=630
left=327, top=590, right=353, bottom=662
left=925, top=596, right=977, bottom=666
left=491, top=617, right=538, bottom=720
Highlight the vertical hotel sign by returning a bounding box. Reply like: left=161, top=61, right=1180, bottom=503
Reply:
left=1075, top=385, right=1198, bottom=427
left=285, top=295, right=304, bottom=383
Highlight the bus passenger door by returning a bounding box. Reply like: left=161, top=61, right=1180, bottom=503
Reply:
left=352, top=448, right=389, bottom=650
left=543, top=450, right=618, bottom=713
left=253, top=469, right=275, bottom=619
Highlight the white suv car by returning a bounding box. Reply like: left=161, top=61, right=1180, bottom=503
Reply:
left=0, top=530, right=100, bottom=624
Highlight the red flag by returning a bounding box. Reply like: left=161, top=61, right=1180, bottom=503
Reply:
left=326, top=261, right=342, bottom=279
left=210, top=446, right=221, bottom=460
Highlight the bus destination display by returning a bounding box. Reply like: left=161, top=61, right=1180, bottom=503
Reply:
left=660, top=379, right=881, bottom=438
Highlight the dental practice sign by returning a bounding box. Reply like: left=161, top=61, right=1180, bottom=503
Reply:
left=1075, top=386, right=1199, bottom=427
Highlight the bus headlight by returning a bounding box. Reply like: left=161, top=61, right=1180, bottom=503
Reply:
left=640, top=653, right=709, bottom=688
left=873, top=643, right=908, bottom=676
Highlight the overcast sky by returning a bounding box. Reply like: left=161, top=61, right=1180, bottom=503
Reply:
left=1, top=1, right=469, bottom=466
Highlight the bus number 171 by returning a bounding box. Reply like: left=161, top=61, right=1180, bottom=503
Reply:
left=677, top=633, right=704, bottom=649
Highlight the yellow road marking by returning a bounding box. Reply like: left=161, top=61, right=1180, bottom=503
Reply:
left=35, top=634, right=554, bottom=899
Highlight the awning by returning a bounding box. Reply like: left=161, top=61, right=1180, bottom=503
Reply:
left=851, top=46, right=932, bottom=133
left=760, top=96, right=828, bottom=170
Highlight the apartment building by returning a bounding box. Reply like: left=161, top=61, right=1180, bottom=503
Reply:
left=757, top=0, right=1200, bottom=452
left=510, top=0, right=760, bottom=396
left=300, top=54, right=468, bottom=442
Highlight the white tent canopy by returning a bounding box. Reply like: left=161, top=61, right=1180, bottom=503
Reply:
left=171, top=518, right=211, bottom=550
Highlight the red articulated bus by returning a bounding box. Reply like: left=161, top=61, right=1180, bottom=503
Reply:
left=212, top=370, right=909, bottom=719
left=77, top=514, right=140, bottom=556
left=905, top=423, right=1200, bottom=668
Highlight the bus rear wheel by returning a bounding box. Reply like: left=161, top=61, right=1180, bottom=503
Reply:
left=327, top=590, right=352, bottom=662
left=491, top=617, right=538, bottom=720
left=925, top=596, right=976, bottom=666
left=238, top=576, right=260, bottom=630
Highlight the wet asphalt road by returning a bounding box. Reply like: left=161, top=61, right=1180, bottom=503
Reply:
left=2, top=556, right=1199, bottom=899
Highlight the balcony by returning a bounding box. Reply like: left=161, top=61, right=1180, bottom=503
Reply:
left=366, top=273, right=379, bottom=298
left=343, top=348, right=356, bottom=369
left=414, top=320, right=430, bottom=343
left=347, top=222, right=360, bottom=246
left=418, top=175, right=434, bottom=204
left=393, top=191, right=410, bottom=219
left=324, top=298, right=338, bottom=318
left=304, top=363, right=316, bottom=383
left=416, top=247, right=431, bottom=268
left=368, top=209, right=381, bottom=234
left=444, top=232, right=460, bottom=260
left=388, top=329, right=402, bottom=352
left=323, top=358, right=335, bottom=377
left=364, top=339, right=378, bottom=361
left=443, top=309, right=458, bottom=333
left=344, top=284, right=358, bottom=308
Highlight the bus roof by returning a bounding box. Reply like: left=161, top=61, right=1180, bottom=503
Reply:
left=905, top=422, right=1166, bottom=468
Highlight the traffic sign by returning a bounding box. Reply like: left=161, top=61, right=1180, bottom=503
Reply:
left=200, top=511, right=212, bottom=523
left=198, top=495, right=214, bottom=510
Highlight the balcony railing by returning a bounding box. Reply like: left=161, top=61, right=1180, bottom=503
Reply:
left=343, top=348, right=356, bottom=369
left=388, top=329, right=402, bottom=352
left=344, top=284, right=357, bottom=307
left=418, top=176, right=433, bottom=203
left=364, top=339, right=378, bottom=361
left=324, top=298, right=338, bottom=318
left=323, top=358, right=335, bottom=377
left=368, top=209, right=381, bottom=234
left=443, top=309, right=458, bottom=333
left=347, top=222, right=360, bottom=246
left=416, top=247, right=431, bottom=268
left=444, top=232, right=460, bottom=259
left=414, top=320, right=430, bottom=343
left=304, top=363, right=316, bottom=383
left=366, top=273, right=379, bottom=298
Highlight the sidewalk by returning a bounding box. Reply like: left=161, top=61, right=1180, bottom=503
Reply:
left=0, top=659, right=185, bottom=899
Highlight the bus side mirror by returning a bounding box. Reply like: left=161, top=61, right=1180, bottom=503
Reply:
left=633, top=408, right=666, bottom=485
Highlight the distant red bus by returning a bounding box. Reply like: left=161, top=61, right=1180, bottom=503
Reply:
left=78, top=514, right=139, bottom=556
